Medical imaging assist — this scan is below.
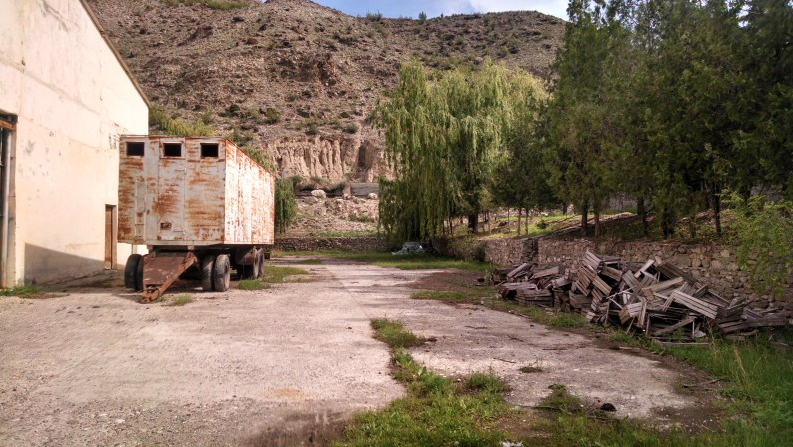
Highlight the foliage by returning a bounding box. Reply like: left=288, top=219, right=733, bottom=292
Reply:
left=418, top=11, right=427, bottom=23
left=370, top=319, right=426, bottom=349
left=365, top=11, right=383, bottom=22
left=238, top=279, right=267, bottom=290
left=274, top=178, right=297, bottom=234
left=728, top=194, right=793, bottom=299
left=166, top=295, right=193, bottom=306
left=262, top=107, right=280, bottom=124
left=149, top=108, right=213, bottom=136
left=335, top=321, right=510, bottom=446
left=0, top=285, right=43, bottom=298
left=534, top=0, right=793, bottom=239
left=262, top=265, right=308, bottom=284
left=377, top=60, right=545, bottom=242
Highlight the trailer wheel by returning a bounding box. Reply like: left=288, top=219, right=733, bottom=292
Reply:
left=201, top=256, right=214, bottom=292
left=136, top=255, right=145, bottom=291
left=213, top=254, right=231, bottom=292
left=255, top=249, right=264, bottom=278
left=124, top=254, right=142, bottom=289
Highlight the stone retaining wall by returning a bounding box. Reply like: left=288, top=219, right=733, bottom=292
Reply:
left=274, top=237, right=389, bottom=252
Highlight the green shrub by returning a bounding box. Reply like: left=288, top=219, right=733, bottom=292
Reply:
left=418, top=11, right=427, bottom=23
left=263, top=107, right=280, bottom=124
left=149, top=108, right=213, bottom=136
left=344, top=123, right=359, bottom=134
left=365, top=11, right=382, bottom=22
left=275, top=178, right=297, bottom=234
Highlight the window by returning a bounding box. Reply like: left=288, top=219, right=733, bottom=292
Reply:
left=201, top=143, right=219, bottom=158
left=162, top=143, right=182, bottom=157
left=126, top=142, right=144, bottom=157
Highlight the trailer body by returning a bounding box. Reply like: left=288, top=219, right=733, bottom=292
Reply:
left=119, top=135, right=274, bottom=246
left=118, top=135, right=275, bottom=301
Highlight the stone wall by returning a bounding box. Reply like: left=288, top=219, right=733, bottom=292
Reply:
left=477, top=236, right=792, bottom=306
left=274, top=237, right=389, bottom=252
left=481, top=238, right=537, bottom=266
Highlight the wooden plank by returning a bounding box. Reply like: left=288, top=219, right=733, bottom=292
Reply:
left=671, top=290, right=719, bottom=319
left=652, top=317, right=696, bottom=336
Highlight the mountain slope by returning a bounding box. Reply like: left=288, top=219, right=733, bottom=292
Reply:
left=88, top=0, right=565, bottom=181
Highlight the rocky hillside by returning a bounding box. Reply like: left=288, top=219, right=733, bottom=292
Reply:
left=88, top=0, right=565, bottom=181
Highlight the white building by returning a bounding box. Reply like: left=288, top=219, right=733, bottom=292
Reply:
left=0, top=0, right=149, bottom=286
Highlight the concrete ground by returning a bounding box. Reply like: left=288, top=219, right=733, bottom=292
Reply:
left=0, top=257, right=712, bottom=446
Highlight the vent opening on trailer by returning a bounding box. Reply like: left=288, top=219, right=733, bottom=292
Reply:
left=162, top=143, right=182, bottom=157
left=126, top=142, right=144, bottom=157
left=201, top=143, right=219, bottom=158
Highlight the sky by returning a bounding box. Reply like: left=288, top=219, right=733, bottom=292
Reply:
left=313, top=0, right=570, bottom=21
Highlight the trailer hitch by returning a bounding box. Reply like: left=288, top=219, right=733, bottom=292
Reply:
left=140, top=252, right=198, bottom=303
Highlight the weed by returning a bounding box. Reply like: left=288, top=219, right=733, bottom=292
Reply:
left=238, top=279, right=267, bottom=290
left=149, top=108, right=212, bottom=136
left=335, top=322, right=510, bottom=446
left=262, top=265, right=309, bottom=284
left=0, top=285, right=44, bottom=298
left=370, top=319, right=425, bottom=349
left=466, top=370, right=510, bottom=393
left=520, top=365, right=543, bottom=373
left=410, top=289, right=494, bottom=301
left=167, top=295, right=193, bottom=306
left=344, top=123, right=359, bottom=134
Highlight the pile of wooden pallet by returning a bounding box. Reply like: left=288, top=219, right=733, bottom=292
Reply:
left=495, top=251, right=789, bottom=342
left=495, top=263, right=564, bottom=307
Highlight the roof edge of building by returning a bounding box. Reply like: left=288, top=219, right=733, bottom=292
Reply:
left=78, top=0, right=152, bottom=109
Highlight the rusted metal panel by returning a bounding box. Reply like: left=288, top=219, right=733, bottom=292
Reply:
left=119, top=136, right=275, bottom=246
left=140, top=251, right=197, bottom=303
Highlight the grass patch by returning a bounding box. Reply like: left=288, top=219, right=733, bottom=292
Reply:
left=238, top=279, right=268, bottom=290
left=410, top=289, right=495, bottom=301
left=370, top=319, right=425, bottom=349
left=520, top=365, right=543, bottom=373
left=167, top=295, right=193, bottom=306
left=293, top=258, right=322, bottom=265
left=466, top=370, right=510, bottom=394
left=335, top=320, right=512, bottom=446
left=262, top=265, right=309, bottom=284
left=0, top=285, right=43, bottom=298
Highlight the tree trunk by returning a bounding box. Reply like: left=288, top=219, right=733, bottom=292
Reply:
left=468, top=213, right=479, bottom=234
left=525, top=208, right=529, bottom=234
left=507, top=209, right=510, bottom=233
left=561, top=202, right=566, bottom=216
left=711, top=185, right=722, bottom=237
left=594, top=206, right=601, bottom=237
left=637, top=196, right=648, bottom=237
left=581, top=199, right=589, bottom=237
left=517, top=208, right=522, bottom=236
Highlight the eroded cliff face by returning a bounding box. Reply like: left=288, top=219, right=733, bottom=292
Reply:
left=267, top=135, right=388, bottom=182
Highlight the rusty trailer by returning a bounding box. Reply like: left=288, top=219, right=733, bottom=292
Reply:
left=118, top=135, right=275, bottom=302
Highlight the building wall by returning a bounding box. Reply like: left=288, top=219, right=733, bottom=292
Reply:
left=0, top=0, right=148, bottom=285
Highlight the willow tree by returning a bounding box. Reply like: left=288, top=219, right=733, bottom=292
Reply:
left=377, top=60, right=544, bottom=242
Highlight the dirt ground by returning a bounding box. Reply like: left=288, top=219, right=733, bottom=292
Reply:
left=0, top=257, right=716, bottom=446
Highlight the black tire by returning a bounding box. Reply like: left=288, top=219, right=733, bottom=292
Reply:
left=255, top=249, right=264, bottom=278
left=213, top=254, right=231, bottom=292
left=201, top=256, right=214, bottom=292
left=124, top=254, right=142, bottom=289
left=252, top=249, right=262, bottom=279
left=135, top=255, right=145, bottom=291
